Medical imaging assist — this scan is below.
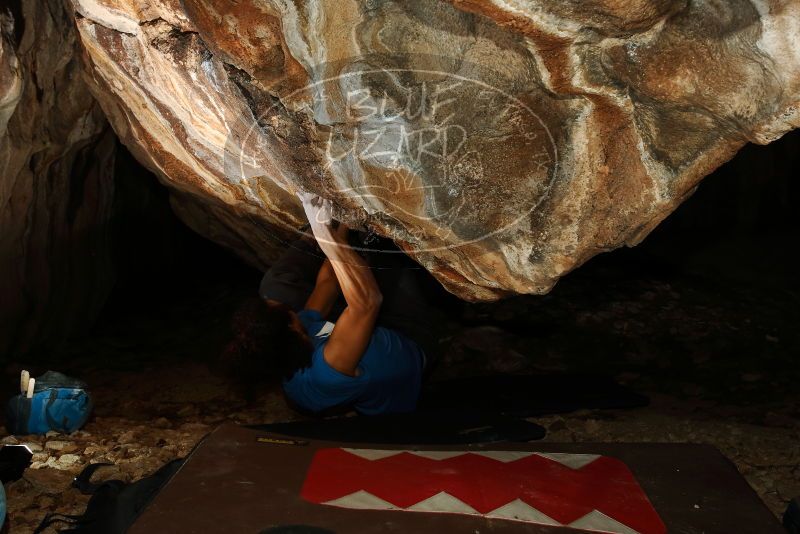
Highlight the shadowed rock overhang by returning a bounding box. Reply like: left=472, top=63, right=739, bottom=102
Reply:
left=67, top=0, right=800, bottom=300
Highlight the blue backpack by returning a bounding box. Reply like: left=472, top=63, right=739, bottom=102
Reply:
left=6, top=371, right=93, bottom=435
left=0, top=480, right=5, bottom=531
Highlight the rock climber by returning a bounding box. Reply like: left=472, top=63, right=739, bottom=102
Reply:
left=222, top=192, right=446, bottom=415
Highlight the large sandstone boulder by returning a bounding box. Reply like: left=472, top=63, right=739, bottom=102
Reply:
left=68, top=0, right=800, bottom=300
left=0, top=0, right=116, bottom=357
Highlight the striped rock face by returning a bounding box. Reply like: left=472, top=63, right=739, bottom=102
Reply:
left=301, top=448, right=666, bottom=533
left=67, top=0, right=800, bottom=300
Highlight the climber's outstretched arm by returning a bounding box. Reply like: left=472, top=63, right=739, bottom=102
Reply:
left=304, top=259, right=340, bottom=319
left=298, top=193, right=382, bottom=377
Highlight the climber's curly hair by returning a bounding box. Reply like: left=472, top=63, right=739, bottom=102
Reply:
left=219, top=297, right=312, bottom=398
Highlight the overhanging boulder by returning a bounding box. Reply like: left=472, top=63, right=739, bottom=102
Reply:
left=68, top=0, right=800, bottom=300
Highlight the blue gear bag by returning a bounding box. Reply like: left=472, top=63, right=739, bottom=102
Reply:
left=0, top=480, right=5, bottom=530
left=5, top=371, right=93, bottom=435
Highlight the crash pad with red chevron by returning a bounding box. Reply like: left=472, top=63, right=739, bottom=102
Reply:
left=302, top=448, right=665, bottom=533
left=129, top=423, right=784, bottom=534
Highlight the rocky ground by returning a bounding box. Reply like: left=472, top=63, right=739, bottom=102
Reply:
left=2, top=243, right=799, bottom=533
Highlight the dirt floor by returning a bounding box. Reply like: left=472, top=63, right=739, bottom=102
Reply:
left=2, top=244, right=799, bottom=533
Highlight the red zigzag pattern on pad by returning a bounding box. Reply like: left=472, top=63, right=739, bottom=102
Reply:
left=301, top=448, right=666, bottom=534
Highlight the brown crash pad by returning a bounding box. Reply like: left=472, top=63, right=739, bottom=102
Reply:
left=130, top=423, right=783, bottom=534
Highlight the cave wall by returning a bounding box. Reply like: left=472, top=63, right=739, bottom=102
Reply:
left=65, top=0, right=800, bottom=301
left=641, top=128, right=800, bottom=289
left=0, top=0, right=116, bottom=359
